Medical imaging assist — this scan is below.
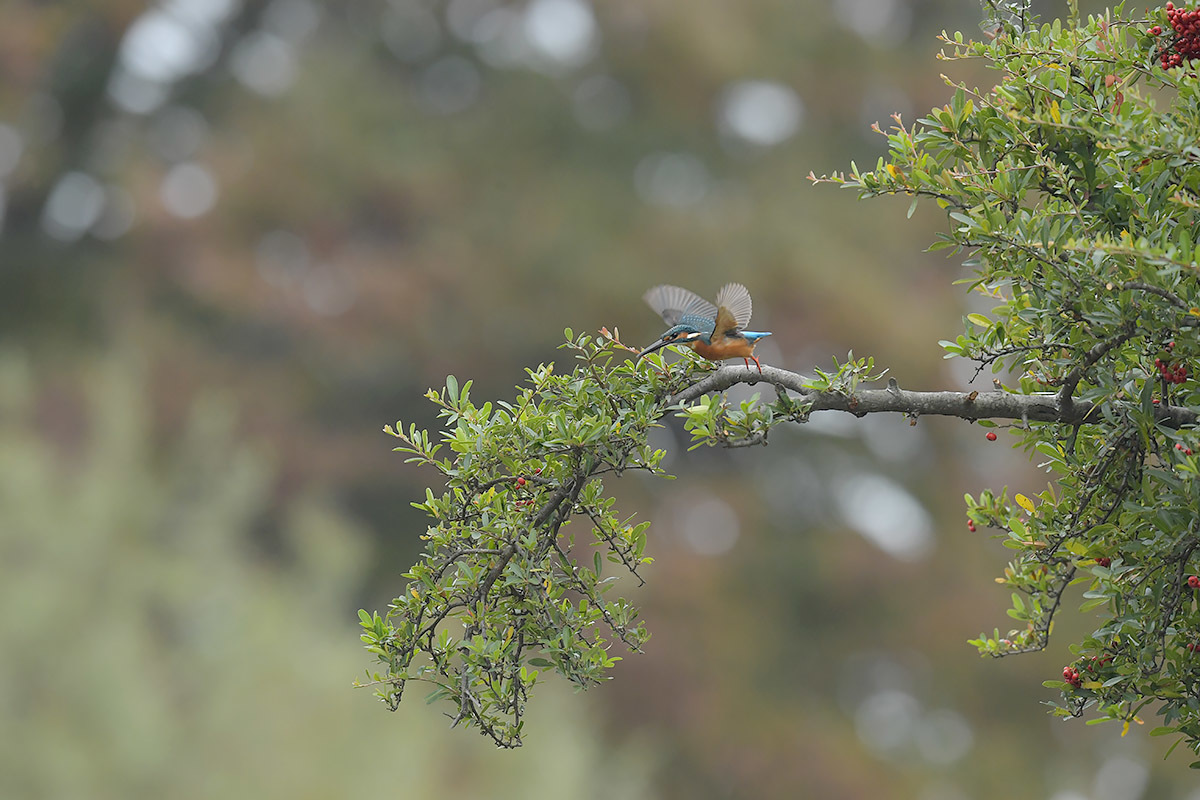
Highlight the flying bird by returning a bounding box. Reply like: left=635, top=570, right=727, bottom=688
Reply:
left=637, top=283, right=772, bottom=372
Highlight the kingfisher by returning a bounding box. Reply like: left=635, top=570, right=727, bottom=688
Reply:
left=637, top=283, right=772, bottom=372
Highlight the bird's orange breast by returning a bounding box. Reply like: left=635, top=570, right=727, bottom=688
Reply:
left=690, top=338, right=759, bottom=361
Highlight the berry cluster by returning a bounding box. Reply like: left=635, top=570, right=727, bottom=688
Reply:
left=1187, top=643, right=1200, bottom=652
left=1176, top=443, right=1195, bottom=456
left=966, top=519, right=976, bottom=532
left=1062, top=654, right=1115, bottom=689
left=1095, top=556, right=1112, bottom=568
left=1156, top=3, right=1200, bottom=69
left=1155, top=357, right=1188, bottom=384
left=509, top=469, right=544, bottom=506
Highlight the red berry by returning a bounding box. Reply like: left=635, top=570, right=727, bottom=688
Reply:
left=1188, top=449, right=1194, bottom=456
left=516, top=476, right=526, bottom=486
left=1189, top=575, right=1200, bottom=589
left=1096, top=557, right=1111, bottom=568
left=1063, top=666, right=1072, bottom=678
left=1167, top=2, right=1174, bottom=9
left=1156, top=358, right=1163, bottom=367
left=986, top=431, right=998, bottom=441
left=967, top=520, right=976, bottom=532
left=1169, top=341, right=1176, bottom=349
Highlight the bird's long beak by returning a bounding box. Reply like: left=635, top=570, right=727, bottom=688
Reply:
left=636, top=331, right=702, bottom=361
left=636, top=338, right=673, bottom=361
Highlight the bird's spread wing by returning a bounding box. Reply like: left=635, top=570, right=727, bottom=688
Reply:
left=711, top=306, right=739, bottom=342
left=643, top=285, right=718, bottom=326
left=714, top=283, right=753, bottom=330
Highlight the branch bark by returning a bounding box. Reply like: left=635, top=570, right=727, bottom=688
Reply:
left=671, top=364, right=1197, bottom=428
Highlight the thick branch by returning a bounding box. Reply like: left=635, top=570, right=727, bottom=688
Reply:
left=671, top=364, right=1197, bottom=428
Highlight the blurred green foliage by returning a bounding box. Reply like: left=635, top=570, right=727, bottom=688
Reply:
left=0, top=347, right=654, bottom=798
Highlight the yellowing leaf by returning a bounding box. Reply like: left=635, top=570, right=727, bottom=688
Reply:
left=1122, top=720, right=1130, bottom=737
left=1015, top=493, right=1036, bottom=515
left=967, top=313, right=992, bottom=327
left=1082, top=680, right=1104, bottom=689
left=1049, top=100, right=1061, bottom=124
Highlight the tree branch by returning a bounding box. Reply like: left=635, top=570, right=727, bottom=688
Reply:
left=671, top=364, right=1197, bottom=428
left=477, top=477, right=581, bottom=601
left=1057, top=324, right=1135, bottom=408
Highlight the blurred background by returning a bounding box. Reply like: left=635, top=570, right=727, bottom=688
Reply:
left=1, top=1, right=1192, bottom=798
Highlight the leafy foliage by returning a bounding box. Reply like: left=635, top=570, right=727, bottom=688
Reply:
left=360, top=333, right=711, bottom=746
left=360, top=332, right=897, bottom=745
left=815, top=0, right=1200, bottom=762
left=364, top=0, right=1200, bottom=767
